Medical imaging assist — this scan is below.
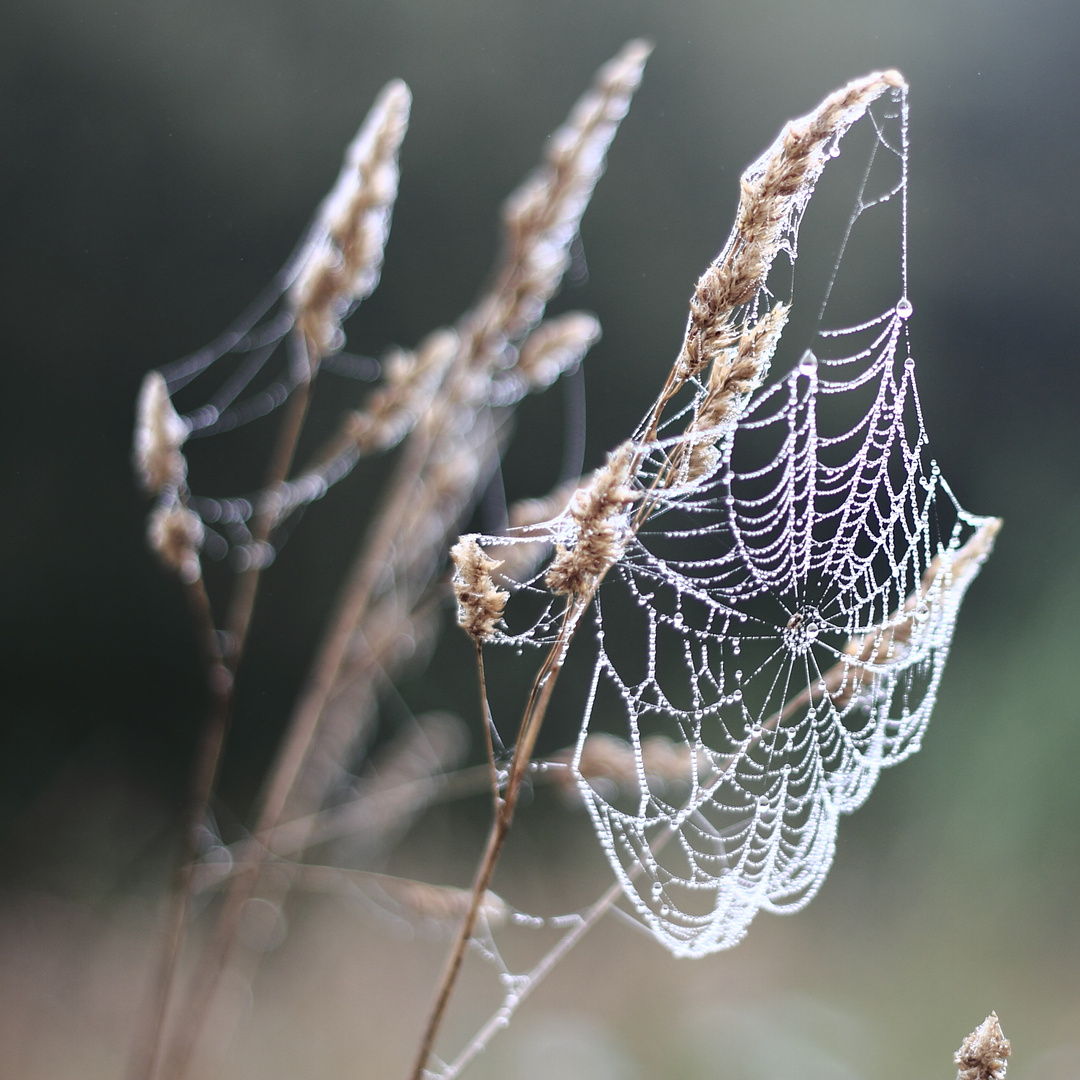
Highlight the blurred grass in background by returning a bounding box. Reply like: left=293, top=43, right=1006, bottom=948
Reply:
left=1, top=0, right=1078, bottom=1076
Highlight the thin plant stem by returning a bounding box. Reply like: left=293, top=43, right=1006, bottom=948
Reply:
left=409, top=597, right=588, bottom=1080
left=474, top=644, right=501, bottom=809
left=161, top=417, right=448, bottom=1080
left=440, top=880, right=625, bottom=1080
left=145, top=357, right=316, bottom=1080
left=125, top=572, right=230, bottom=1080
left=224, top=369, right=314, bottom=655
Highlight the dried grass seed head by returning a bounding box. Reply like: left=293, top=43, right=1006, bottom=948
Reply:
left=133, top=370, right=189, bottom=495
left=674, top=301, right=790, bottom=483
left=494, top=40, right=651, bottom=348
left=672, top=71, right=903, bottom=398
left=955, top=1013, right=1010, bottom=1080
left=505, top=311, right=601, bottom=397
left=148, top=501, right=204, bottom=584
left=545, top=443, right=637, bottom=596
left=290, top=79, right=412, bottom=358
left=349, top=328, right=460, bottom=453
left=451, top=536, right=510, bottom=641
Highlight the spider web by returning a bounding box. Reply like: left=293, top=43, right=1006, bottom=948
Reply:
left=473, top=80, right=996, bottom=958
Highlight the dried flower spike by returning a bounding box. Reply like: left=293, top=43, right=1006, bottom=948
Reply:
left=495, top=39, right=651, bottom=347
left=148, top=501, right=204, bottom=584
left=646, top=70, right=903, bottom=443
left=955, top=1013, right=1010, bottom=1080
left=451, top=536, right=509, bottom=641
left=290, top=79, right=412, bottom=359
left=545, top=443, right=637, bottom=596
left=671, top=301, right=789, bottom=484
left=133, top=370, right=189, bottom=495
left=510, top=311, right=601, bottom=395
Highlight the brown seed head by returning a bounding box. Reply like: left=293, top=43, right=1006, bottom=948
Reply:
left=133, top=370, right=188, bottom=495
left=148, top=501, right=204, bottom=584
left=512, top=311, right=601, bottom=394
left=955, top=1013, right=1010, bottom=1080
left=493, top=40, right=651, bottom=350
left=545, top=443, right=637, bottom=596
left=663, top=71, right=903, bottom=433
left=450, top=536, right=510, bottom=641
left=671, top=302, right=790, bottom=484
left=291, top=80, right=412, bottom=359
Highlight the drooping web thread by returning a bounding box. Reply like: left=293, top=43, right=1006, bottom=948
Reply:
left=467, top=79, right=997, bottom=960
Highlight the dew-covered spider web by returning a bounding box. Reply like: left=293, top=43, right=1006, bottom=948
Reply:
left=464, top=77, right=997, bottom=961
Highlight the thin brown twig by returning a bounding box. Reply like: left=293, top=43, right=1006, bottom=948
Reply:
left=125, top=572, right=230, bottom=1080
left=409, top=589, right=591, bottom=1078
left=474, top=644, right=501, bottom=809
left=133, top=374, right=312, bottom=1080
left=223, top=374, right=313, bottom=656
left=158, top=428, right=438, bottom=1080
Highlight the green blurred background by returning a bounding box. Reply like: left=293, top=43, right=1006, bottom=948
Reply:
left=2, top=0, right=1079, bottom=1076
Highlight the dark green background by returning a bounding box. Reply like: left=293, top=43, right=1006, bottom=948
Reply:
left=2, top=0, right=1079, bottom=1076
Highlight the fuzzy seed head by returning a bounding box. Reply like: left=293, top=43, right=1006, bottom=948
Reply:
left=955, top=1013, right=1010, bottom=1080
left=545, top=444, right=637, bottom=596
left=451, top=536, right=509, bottom=641
left=148, top=501, right=204, bottom=584
left=291, top=80, right=411, bottom=359
left=133, top=370, right=188, bottom=495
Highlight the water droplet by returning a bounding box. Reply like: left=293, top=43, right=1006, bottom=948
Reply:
left=798, top=349, right=819, bottom=375
left=724, top=494, right=735, bottom=507
left=734, top=669, right=743, bottom=682
left=651, top=881, right=663, bottom=900
left=757, top=794, right=770, bottom=808
left=896, top=297, right=913, bottom=319
left=750, top=722, right=762, bottom=737
left=904, top=356, right=916, bottom=371
left=732, top=689, right=743, bottom=702
left=829, top=142, right=842, bottom=158
left=672, top=613, right=684, bottom=629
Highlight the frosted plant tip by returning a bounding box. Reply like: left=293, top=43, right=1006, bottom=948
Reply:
left=148, top=502, right=204, bottom=584
left=451, top=536, right=509, bottom=642
left=544, top=444, right=636, bottom=596
left=133, top=370, right=189, bottom=495
left=955, top=1012, right=1010, bottom=1080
